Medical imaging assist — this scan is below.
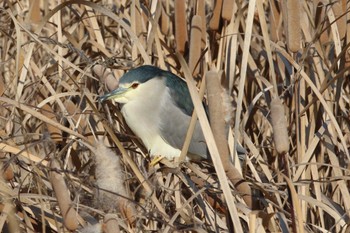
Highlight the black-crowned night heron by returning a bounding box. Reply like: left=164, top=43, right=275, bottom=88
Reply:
left=100, top=65, right=244, bottom=160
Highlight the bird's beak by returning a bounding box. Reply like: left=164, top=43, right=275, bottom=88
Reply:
left=99, top=87, right=129, bottom=102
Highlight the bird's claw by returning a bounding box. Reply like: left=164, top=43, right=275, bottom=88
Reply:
left=149, top=156, right=165, bottom=167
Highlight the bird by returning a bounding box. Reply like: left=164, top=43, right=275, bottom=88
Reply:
left=100, top=65, right=244, bottom=161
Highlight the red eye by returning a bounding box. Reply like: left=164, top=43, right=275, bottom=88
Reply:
left=131, top=83, right=139, bottom=89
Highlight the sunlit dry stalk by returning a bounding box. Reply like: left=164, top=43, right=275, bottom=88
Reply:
left=0, top=175, right=19, bottom=233
left=131, top=0, right=145, bottom=60
left=40, top=104, right=62, bottom=142
left=233, top=0, right=255, bottom=167
left=50, top=159, right=81, bottom=231
left=206, top=70, right=252, bottom=209
left=27, top=0, right=41, bottom=23
left=178, top=54, right=243, bottom=232
left=0, top=76, right=4, bottom=97
left=65, top=99, right=95, bottom=145
left=314, top=2, right=329, bottom=45
left=256, top=0, right=278, bottom=94
left=189, top=15, right=202, bottom=76
left=282, top=173, right=304, bottom=233
left=0, top=201, right=20, bottom=232
left=346, top=1, right=350, bottom=49
left=284, top=0, right=300, bottom=52
left=270, top=97, right=290, bottom=155
left=209, top=0, right=223, bottom=30
left=134, top=1, right=143, bottom=39
left=175, top=0, right=188, bottom=54
left=332, top=2, right=346, bottom=40
left=269, top=0, right=280, bottom=42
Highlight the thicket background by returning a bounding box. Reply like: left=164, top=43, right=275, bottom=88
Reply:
left=0, top=0, right=350, bottom=232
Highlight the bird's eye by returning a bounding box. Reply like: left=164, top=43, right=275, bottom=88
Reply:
left=131, top=83, right=139, bottom=89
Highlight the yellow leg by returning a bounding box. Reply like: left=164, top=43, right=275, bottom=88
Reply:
left=149, top=155, right=165, bottom=166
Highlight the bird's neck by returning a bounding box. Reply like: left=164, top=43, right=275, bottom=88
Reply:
left=120, top=78, right=167, bottom=149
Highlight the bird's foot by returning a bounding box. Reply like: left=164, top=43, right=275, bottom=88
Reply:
left=149, top=155, right=165, bottom=167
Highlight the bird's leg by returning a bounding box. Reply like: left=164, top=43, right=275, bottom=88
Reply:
left=149, top=155, right=165, bottom=166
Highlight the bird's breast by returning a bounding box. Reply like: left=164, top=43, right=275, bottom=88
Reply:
left=120, top=91, right=181, bottom=158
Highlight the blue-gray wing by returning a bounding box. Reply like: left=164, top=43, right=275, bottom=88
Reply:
left=158, top=91, right=208, bottom=159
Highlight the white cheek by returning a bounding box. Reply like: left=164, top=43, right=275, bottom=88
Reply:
left=112, top=96, right=129, bottom=104
left=126, top=88, right=143, bottom=101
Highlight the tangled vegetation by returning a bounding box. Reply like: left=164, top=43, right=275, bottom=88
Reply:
left=0, top=0, right=349, bottom=232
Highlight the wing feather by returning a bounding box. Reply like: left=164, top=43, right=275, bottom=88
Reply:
left=158, top=89, right=208, bottom=159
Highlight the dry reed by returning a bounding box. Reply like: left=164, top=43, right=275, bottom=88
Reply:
left=283, top=0, right=301, bottom=52
left=206, top=70, right=252, bottom=209
left=175, top=0, right=188, bottom=54
left=189, top=15, right=202, bottom=76
left=104, top=214, right=120, bottom=233
left=50, top=160, right=81, bottom=231
left=209, top=0, right=223, bottom=30
left=270, top=97, right=290, bottom=155
left=0, top=1, right=349, bottom=232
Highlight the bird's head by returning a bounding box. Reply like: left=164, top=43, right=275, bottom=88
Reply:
left=100, top=65, right=194, bottom=116
left=99, top=65, right=165, bottom=104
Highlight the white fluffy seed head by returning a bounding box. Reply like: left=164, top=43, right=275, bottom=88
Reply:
left=270, top=98, right=290, bottom=154
left=221, top=90, right=235, bottom=124
left=94, top=140, right=126, bottom=211
left=79, top=223, right=102, bottom=233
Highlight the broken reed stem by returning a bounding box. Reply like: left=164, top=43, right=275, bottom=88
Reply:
left=270, top=97, right=290, bottom=155
left=189, top=15, right=202, bottom=76
left=174, top=0, right=188, bottom=54
left=284, top=0, right=300, bottom=52
left=50, top=159, right=81, bottom=231
left=206, top=70, right=252, bottom=209
left=209, top=0, right=223, bottom=30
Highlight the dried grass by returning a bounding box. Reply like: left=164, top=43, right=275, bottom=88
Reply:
left=0, top=0, right=350, bottom=232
